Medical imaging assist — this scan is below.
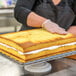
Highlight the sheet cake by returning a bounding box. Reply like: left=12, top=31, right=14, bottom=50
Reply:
left=0, top=29, right=76, bottom=63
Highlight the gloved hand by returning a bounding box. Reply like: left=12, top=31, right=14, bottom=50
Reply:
left=42, top=19, right=68, bottom=34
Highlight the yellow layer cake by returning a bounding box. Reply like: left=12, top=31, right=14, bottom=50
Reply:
left=0, top=29, right=76, bottom=63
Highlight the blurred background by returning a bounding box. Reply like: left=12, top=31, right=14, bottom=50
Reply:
left=0, top=0, right=21, bottom=34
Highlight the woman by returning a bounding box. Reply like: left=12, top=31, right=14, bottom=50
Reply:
left=14, top=0, right=76, bottom=35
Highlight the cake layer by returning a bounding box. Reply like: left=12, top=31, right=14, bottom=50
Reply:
left=0, top=42, right=76, bottom=61
left=20, top=44, right=76, bottom=60
left=24, top=38, right=76, bottom=52
left=0, top=37, right=23, bottom=52
left=0, top=37, right=76, bottom=55
left=0, top=48, right=76, bottom=63
left=0, top=49, right=25, bottom=63
left=0, top=44, right=25, bottom=60
left=26, top=49, right=76, bottom=63
left=0, top=29, right=75, bottom=53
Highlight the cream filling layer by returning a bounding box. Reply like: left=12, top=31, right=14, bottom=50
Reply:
left=0, top=42, right=76, bottom=55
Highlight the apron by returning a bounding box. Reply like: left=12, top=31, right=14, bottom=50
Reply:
left=34, top=0, right=75, bottom=30
left=20, top=0, right=75, bottom=31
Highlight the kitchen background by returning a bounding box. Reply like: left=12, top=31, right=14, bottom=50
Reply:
left=0, top=0, right=21, bottom=34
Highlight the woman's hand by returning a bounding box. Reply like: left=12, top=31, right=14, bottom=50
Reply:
left=27, top=12, right=67, bottom=35
left=42, top=20, right=68, bottom=34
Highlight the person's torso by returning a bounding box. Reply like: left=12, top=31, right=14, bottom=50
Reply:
left=20, top=0, right=75, bottom=31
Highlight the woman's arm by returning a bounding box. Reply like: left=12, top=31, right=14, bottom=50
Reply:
left=14, top=0, right=67, bottom=34
left=25, top=12, right=68, bottom=34
left=27, top=12, right=47, bottom=27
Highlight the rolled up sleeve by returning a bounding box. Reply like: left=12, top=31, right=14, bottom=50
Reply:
left=14, top=0, right=36, bottom=25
